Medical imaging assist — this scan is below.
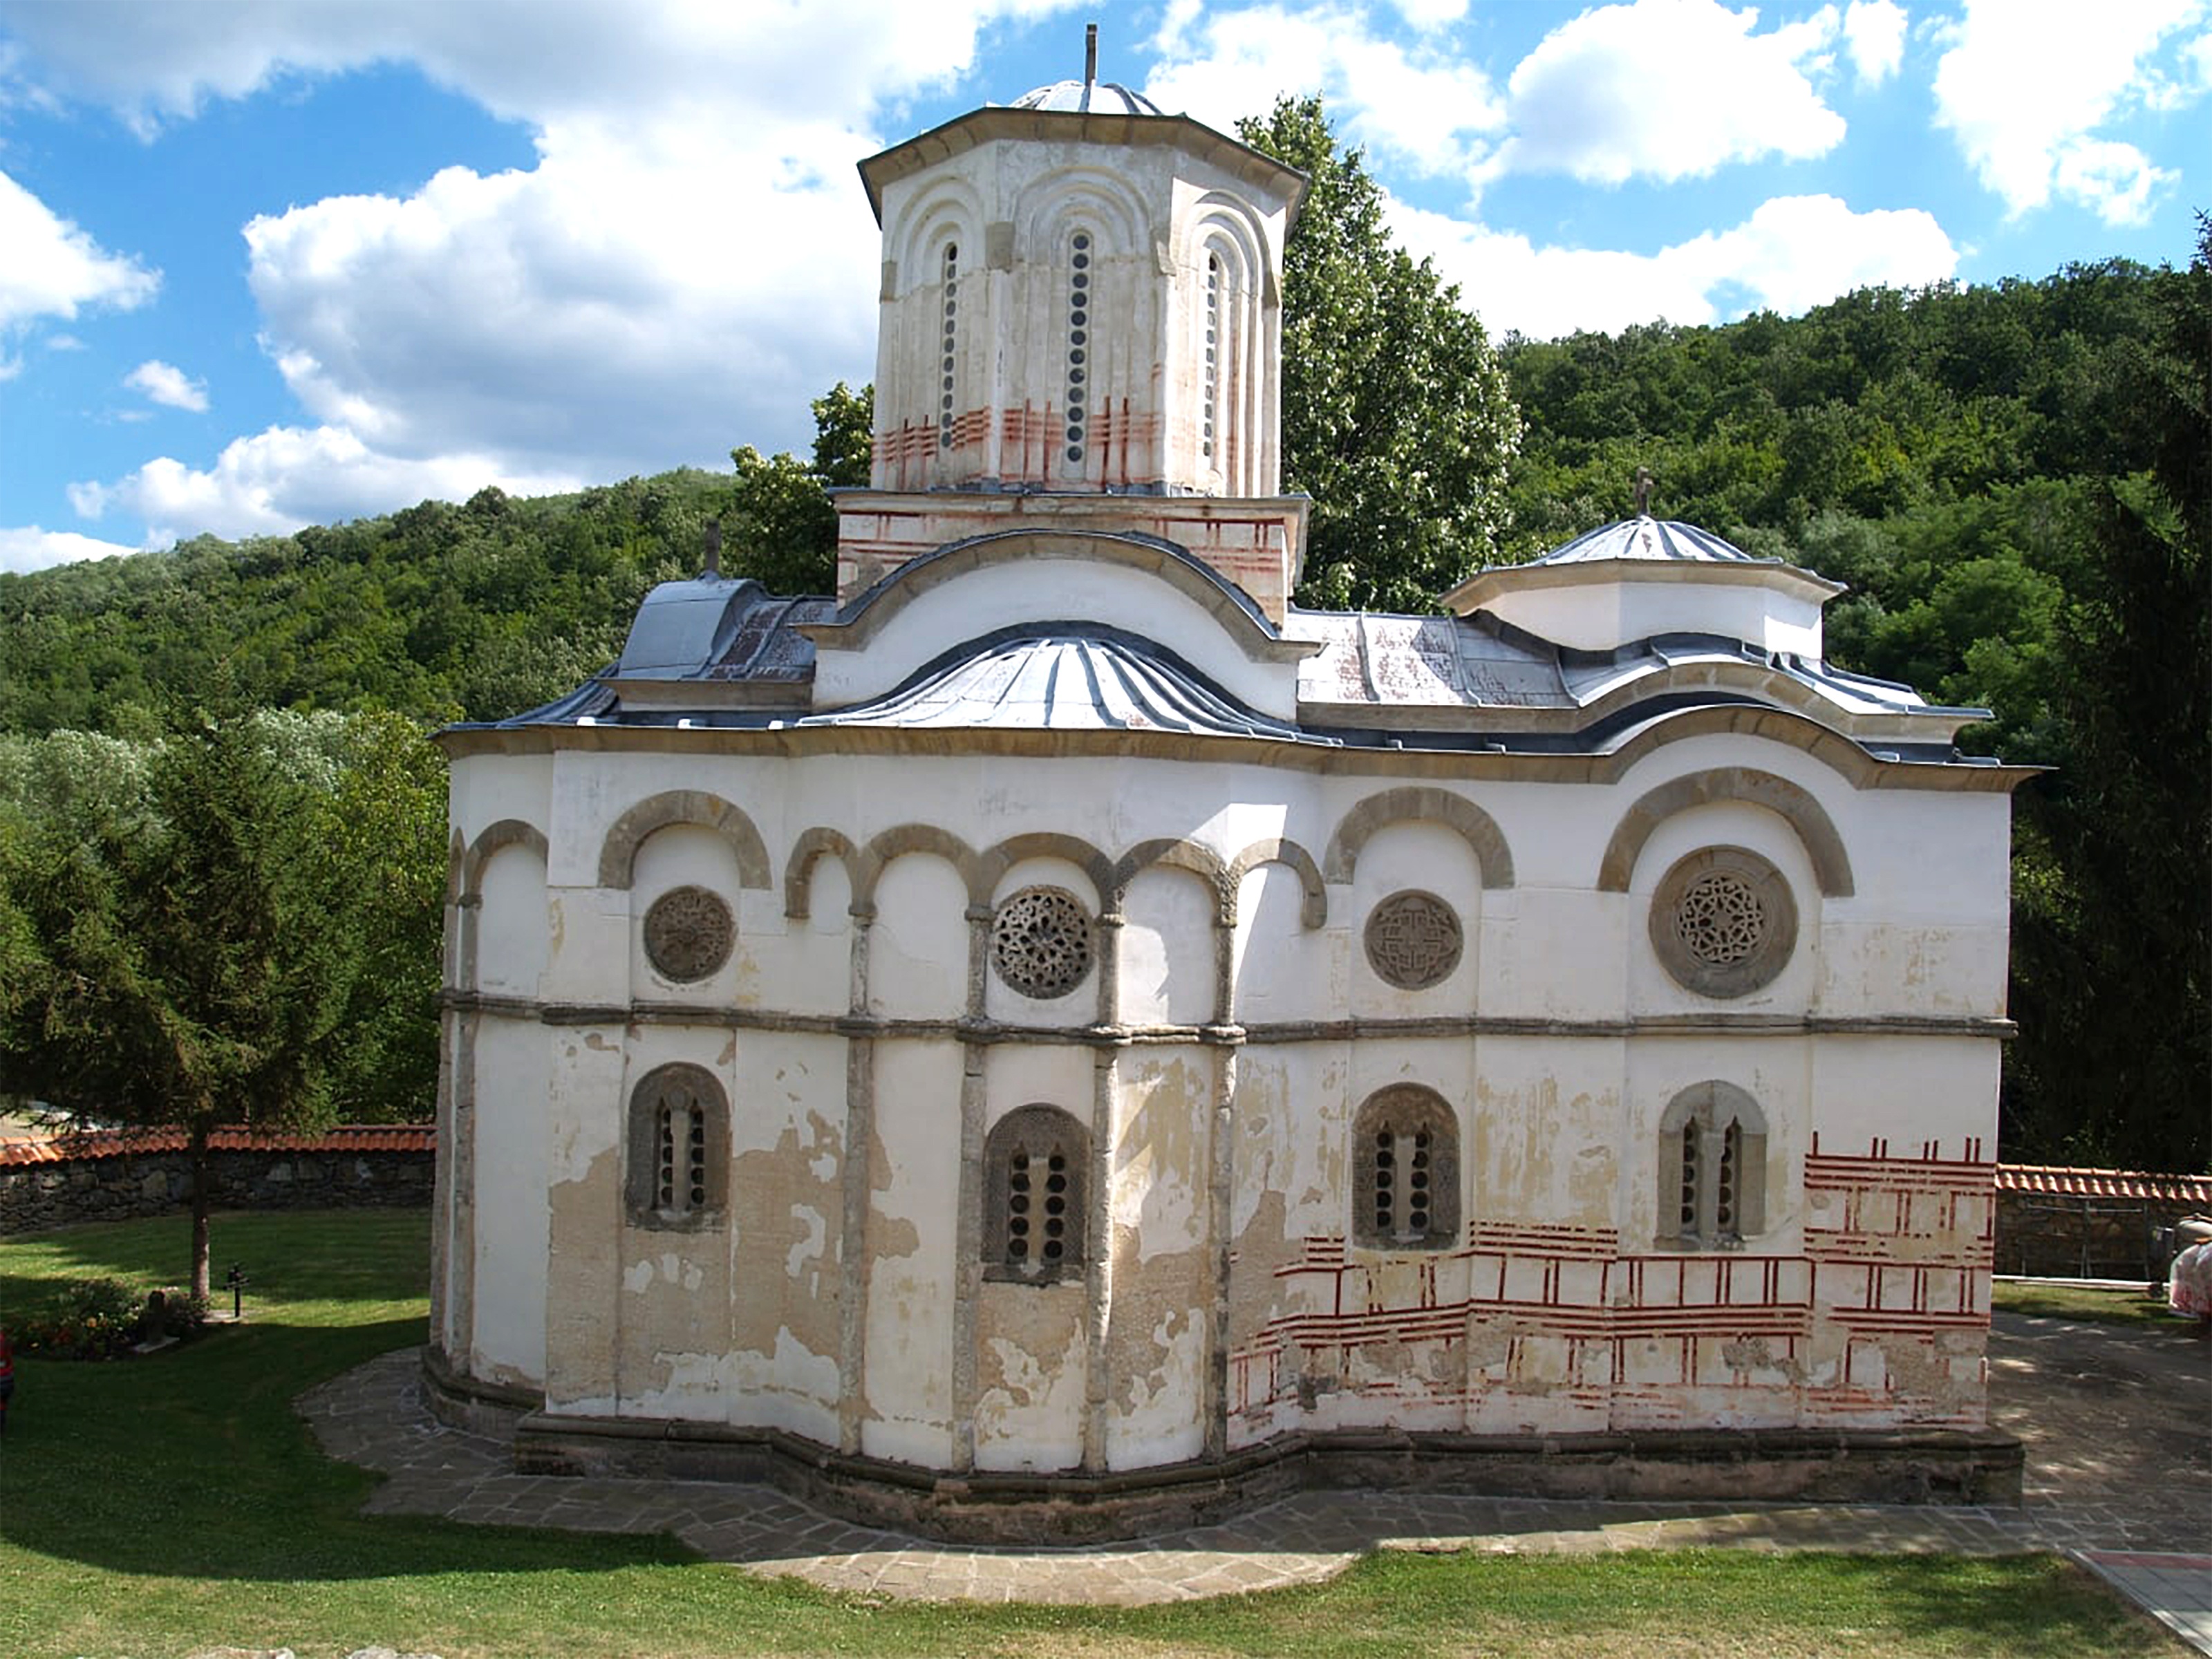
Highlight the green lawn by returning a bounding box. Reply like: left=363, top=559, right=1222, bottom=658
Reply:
left=1991, top=1277, right=2197, bottom=1329
left=0, top=1210, right=2182, bottom=1659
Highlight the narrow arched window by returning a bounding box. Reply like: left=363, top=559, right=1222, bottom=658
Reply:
left=1202, top=252, right=1221, bottom=466
left=624, top=1062, right=728, bottom=1230
left=938, top=241, right=960, bottom=451
left=1658, top=1082, right=1768, bottom=1248
left=1061, top=229, right=1093, bottom=476
left=984, top=1104, right=1089, bottom=1281
left=1352, top=1085, right=1461, bottom=1250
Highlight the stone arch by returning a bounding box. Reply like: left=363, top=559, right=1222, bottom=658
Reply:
left=1597, top=768, right=1853, bottom=897
left=597, top=791, right=771, bottom=892
left=455, top=820, right=549, bottom=992
left=1111, top=837, right=1230, bottom=921
left=1185, top=192, right=1267, bottom=289
left=1322, top=787, right=1515, bottom=889
left=460, top=818, right=548, bottom=902
left=885, top=174, right=986, bottom=283
left=851, top=823, right=981, bottom=914
left=1011, top=165, right=1150, bottom=259
left=784, top=827, right=860, bottom=920
left=1225, top=836, right=1327, bottom=930
left=977, top=832, right=1115, bottom=908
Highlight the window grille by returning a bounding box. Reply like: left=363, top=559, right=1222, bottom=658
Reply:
left=1351, top=1086, right=1460, bottom=1250
left=1202, top=253, right=1220, bottom=465
left=1063, top=231, right=1091, bottom=472
left=939, top=242, right=959, bottom=450
left=625, top=1063, right=727, bottom=1230
left=984, top=1105, right=1089, bottom=1280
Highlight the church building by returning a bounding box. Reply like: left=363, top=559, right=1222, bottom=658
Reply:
left=427, top=58, right=2029, bottom=1539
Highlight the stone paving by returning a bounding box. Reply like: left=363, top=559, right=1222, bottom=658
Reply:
left=299, top=1311, right=2209, bottom=1629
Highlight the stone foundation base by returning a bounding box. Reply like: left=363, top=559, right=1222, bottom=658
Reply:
left=422, top=1353, right=2023, bottom=1545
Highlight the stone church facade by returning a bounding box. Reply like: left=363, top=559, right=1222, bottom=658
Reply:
left=428, top=71, right=2028, bottom=1537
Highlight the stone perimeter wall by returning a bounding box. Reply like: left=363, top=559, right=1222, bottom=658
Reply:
left=1994, top=1190, right=2210, bottom=1281
left=0, top=1143, right=433, bottom=1236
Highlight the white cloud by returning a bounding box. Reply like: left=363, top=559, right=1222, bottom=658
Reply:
left=1497, top=0, right=1846, bottom=185
left=124, top=358, right=209, bottom=411
left=68, top=424, right=581, bottom=545
left=2052, top=138, right=2172, bottom=225
left=1841, top=0, right=1907, bottom=85
left=12, top=0, right=1068, bottom=542
left=1145, top=4, right=1503, bottom=174
left=0, top=168, right=158, bottom=330
left=1392, top=193, right=1958, bottom=340
left=236, top=124, right=881, bottom=481
left=1390, top=0, right=1468, bottom=30
left=0, top=0, right=1071, bottom=140
left=0, top=525, right=142, bottom=574
left=1931, top=0, right=2206, bottom=219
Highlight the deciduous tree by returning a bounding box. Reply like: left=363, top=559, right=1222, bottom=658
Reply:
left=1240, top=97, right=1521, bottom=612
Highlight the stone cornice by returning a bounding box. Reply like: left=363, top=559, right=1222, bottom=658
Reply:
left=440, top=992, right=2016, bottom=1044
left=436, top=704, right=2039, bottom=794
left=857, top=106, right=1309, bottom=227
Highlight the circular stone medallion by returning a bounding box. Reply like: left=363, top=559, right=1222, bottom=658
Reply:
left=1648, top=847, right=1797, bottom=999
left=991, top=885, right=1094, bottom=1000
left=642, top=885, right=735, bottom=983
left=1363, top=890, right=1465, bottom=990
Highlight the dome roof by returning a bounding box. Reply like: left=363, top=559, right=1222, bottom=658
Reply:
left=807, top=628, right=1319, bottom=742
left=1530, top=515, right=1779, bottom=567
left=1010, top=78, right=1163, bottom=115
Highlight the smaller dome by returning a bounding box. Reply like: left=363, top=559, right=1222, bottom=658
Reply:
left=1530, top=515, right=1779, bottom=568
left=1011, top=79, right=1164, bottom=115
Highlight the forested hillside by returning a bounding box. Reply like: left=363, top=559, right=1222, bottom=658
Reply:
left=1, top=247, right=2202, bottom=1169
left=1503, top=246, right=2209, bottom=1174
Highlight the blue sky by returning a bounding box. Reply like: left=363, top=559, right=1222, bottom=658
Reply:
left=1, top=0, right=2206, bottom=573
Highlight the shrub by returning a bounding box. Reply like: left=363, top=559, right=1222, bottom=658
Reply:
left=10, top=1278, right=211, bottom=1359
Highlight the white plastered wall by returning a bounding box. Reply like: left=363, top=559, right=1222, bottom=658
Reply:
left=467, top=730, right=2012, bottom=1458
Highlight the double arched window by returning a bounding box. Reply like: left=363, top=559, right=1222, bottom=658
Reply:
left=1351, top=1085, right=1461, bottom=1250
left=624, top=1063, right=729, bottom=1231
left=1658, top=1082, right=1768, bottom=1248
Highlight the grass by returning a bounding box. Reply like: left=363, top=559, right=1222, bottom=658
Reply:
left=1991, top=1277, right=2199, bottom=1329
left=0, top=1210, right=2184, bottom=1659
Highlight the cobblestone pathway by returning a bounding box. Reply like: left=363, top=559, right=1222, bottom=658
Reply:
left=299, top=1312, right=2209, bottom=1618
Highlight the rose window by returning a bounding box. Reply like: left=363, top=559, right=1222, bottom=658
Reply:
left=1363, top=890, right=1464, bottom=989
left=1648, top=847, right=1798, bottom=999
left=991, top=885, right=1093, bottom=1000
left=1674, top=873, right=1767, bottom=966
left=641, top=885, right=735, bottom=982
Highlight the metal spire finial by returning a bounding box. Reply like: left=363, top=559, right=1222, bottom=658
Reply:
left=1085, top=22, right=1098, bottom=84
left=1633, top=467, right=1655, bottom=518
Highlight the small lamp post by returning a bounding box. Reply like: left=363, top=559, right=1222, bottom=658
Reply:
left=225, top=1262, right=247, bottom=1321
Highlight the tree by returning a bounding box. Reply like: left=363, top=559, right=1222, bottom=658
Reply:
left=0, top=713, right=366, bottom=1294
left=300, top=711, right=448, bottom=1123
left=724, top=381, right=875, bottom=594
left=1239, top=97, right=1522, bottom=612
left=2007, top=218, right=2212, bottom=1170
